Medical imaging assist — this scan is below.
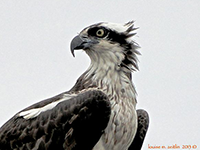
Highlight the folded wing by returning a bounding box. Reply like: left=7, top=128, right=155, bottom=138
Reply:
left=0, top=90, right=111, bottom=150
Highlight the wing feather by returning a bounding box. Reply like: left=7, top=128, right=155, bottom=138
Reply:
left=0, top=90, right=111, bottom=150
left=128, top=109, right=149, bottom=150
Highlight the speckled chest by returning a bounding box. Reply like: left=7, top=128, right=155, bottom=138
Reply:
left=84, top=61, right=138, bottom=150
left=93, top=88, right=137, bottom=150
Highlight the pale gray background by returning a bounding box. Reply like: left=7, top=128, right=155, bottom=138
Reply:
left=0, top=1, right=200, bottom=149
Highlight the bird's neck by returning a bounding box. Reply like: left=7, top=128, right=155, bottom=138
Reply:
left=71, top=59, right=137, bottom=106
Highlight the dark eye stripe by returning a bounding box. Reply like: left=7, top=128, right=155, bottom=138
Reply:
left=107, top=31, right=128, bottom=45
left=87, top=26, right=129, bottom=45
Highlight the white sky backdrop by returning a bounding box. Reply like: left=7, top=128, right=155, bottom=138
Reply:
left=0, top=1, right=200, bottom=149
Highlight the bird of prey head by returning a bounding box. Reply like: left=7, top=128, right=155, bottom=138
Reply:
left=71, top=21, right=140, bottom=74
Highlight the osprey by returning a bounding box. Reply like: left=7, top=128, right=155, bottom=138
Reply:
left=0, top=21, right=149, bottom=150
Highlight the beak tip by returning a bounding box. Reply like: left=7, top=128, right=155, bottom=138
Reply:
left=72, top=53, right=75, bottom=57
left=70, top=48, right=75, bottom=57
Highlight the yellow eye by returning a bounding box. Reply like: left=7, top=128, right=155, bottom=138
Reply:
left=96, top=29, right=105, bottom=37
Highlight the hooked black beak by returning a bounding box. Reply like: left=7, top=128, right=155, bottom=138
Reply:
left=70, top=35, right=98, bottom=57
left=70, top=35, right=88, bottom=57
